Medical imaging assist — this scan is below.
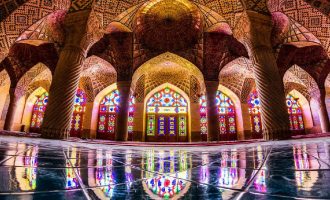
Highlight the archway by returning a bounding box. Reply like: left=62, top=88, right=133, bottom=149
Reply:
left=131, top=52, right=205, bottom=142
left=144, top=83, right=190, bottom=142
left=286, top=93, right=304, bottom=134
left=287, top=90, right=313, bottom=133
left=96, top=89, right=120, bottom=140
left=21, top=87, right=48, bottom=133
left=216, top=91, right=237, bottom=141
left=0, top=70, right=10, bottom=129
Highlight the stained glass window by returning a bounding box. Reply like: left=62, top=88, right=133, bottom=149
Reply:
left=146, top=87, right=188, bottom=140
left=248, top=90, right=262, bottom=138
left=286, top=94, right=304, bottom=131
left=97, top=90, right=120, bottom=139
left=30, top=92, right=48, bottom=131
left=128, top=95, right=135, bottom=135
left=216, top=91, right=237, bottom=140
left=70, top=89, right=87, bottom=137
left=199, top=95, right=208, bottom=135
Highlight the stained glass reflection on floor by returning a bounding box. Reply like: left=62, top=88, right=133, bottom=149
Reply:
left=0, top=136, right=329, bottom=199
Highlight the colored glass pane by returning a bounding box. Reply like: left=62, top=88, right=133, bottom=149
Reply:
left=248, top=90, right=262, bottom=136
left=128, top=95, right=135, bottom=134
left=178, top=115, right=186, bottom=136
left=147, top=115, right=156, bottom=136
left=286, top=94, right=304, bottom=131
left=97, top=90, right=120, bottom=137
left=70, top=89, right=87, bottom=136
left=146, top=87, right=188, bottom=139
left=30, top=92, right=48, bottom=129
left=199, top=95, right=207, bottom=135
left=147, top=87, right=187, bottom=108
left=216, top=91, right=237, bottom=140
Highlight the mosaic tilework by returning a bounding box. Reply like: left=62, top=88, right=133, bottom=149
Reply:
left=14, top=62, right=51, bottom=98
left=0, top=0, right=70, bottom=62
left=269, top=0, right=330, bottom=56
left=0, top=0, right=28, bottom=22
left=283, top=65, right=320, bottom=99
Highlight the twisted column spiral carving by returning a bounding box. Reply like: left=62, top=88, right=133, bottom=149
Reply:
left=41, top=46, right=85, bottom=139
left=235, top=12, right=290, bottom=140
left=251, top=46, right=290, bottom=140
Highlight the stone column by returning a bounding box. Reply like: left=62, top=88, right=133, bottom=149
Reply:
left=3, top=88, right=17, bottom=131
left=319, top=88, right=330, bottom=133
left=115, top=81, right=131, bottom=141
left=205, top=81, right=219, bottom=141
left=41, top=11, right=90, bottom=139
left=236, top=12, right=290, bottom=140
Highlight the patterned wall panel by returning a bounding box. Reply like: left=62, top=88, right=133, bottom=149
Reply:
left=269, top=0, right=330, bottom=56
left=0, top=0, right=70, bottom=62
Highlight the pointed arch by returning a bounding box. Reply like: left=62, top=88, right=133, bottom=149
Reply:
left=143, top=83, right=191, bottom=142
left=90, top=83, right=118, bottom=138
left=21, top=87, right=48, bottom=133
left=218, top=84, right=244, bottom=138
left=0, top=70, right=11, bottom=129
left=287, top=89, right=313, bottom=131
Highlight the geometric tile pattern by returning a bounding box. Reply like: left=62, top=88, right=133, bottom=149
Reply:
left=269, top=0, right=330, bottom=56
left=192, top=0, right=244, bottom=27
left=0, top=0, right=70, bottom=62
left=283, top=64, right=320, bottom=99
left=14, top=62, right=51, bottom=98
left=69, top=0, right=93, bottom=13
left=80, top=56, right=117, bottom=102
left=0, top=69, right=10, bottom=87
left=16, top=10, right=67, bottom=48
left=0, top=0, right=70, bottom=61
left=0, top=136, right=329, bottom=199
left=219, top=57, right=255, bottom=101
left=0, top=0, right=28, bottom=22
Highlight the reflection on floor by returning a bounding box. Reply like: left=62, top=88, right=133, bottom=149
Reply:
left=0, top=136, right=329, bottom=199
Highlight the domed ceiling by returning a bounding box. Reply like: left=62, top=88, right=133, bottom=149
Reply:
left=134, top=0, right=202, bottom=51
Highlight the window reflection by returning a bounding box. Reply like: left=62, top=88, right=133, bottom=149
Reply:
left=16, top=146, right=38, bottom=191
left=293, top=145, right=318, bottom=191
left=253, top=146, right=267, bottom=193
left=95, top=150, right=114, bottom=198
left=66, top=147, right=79, bottom=189
left=143, top=150, right=190, bottom=199
left=218, top=150, right=239, bottom=188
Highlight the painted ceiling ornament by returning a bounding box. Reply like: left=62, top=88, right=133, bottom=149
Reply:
left=134, top=0, right=203, bottom=51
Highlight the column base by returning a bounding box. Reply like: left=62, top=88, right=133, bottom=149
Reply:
left=41, top=127, right=70, bottom=139
left=263, top=128, right=291, bottom=140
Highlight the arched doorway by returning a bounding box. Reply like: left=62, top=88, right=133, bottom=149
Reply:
left=97, top=89, right=120, bottom=140
left=145, top=86, right=189, bottom=142
left=248, top=90, right=263, bottom=139
left=70, top=88, right=87, bottom=137
left=29, top=92, right=48, bottom=133
left=216, top=91, right=237, bottom=141
left=286, top=94, right=305, bottom=134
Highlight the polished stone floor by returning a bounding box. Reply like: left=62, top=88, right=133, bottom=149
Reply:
left=0, top=136, right=329, bottom=199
